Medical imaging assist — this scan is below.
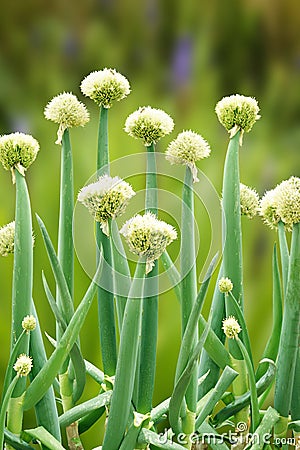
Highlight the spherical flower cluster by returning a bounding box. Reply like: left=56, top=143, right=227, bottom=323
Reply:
left=124, top=106, right=174, bottom=146
left=0, top=132, right=39, bottom=174
left=215, top=94, right=260, bottom=138
left=13, top=354, right=33, bottom=377
left=120, top=212, right=177, bottom=274
left=260, top=177, right=300, bottom=231
left=218, top=277, right=233, bottom=294
left=0, top=221, right=15, bottom=257
left=222, top=316, right=241, bottom=339
left=44, top=92, right=90, bottom=144
left=80, top=68, right=130, bottom=108
left=22, top=315, right=37, bottom=333
left=259, top=188, right=281, bottom=230
left=240, top=183, right=260, bottom=219
left=165, top=130, right=211, bottom=182
left=78, top=175, right=135, bottom=235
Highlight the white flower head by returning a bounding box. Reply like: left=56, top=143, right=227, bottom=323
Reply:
left=124, top=106, right=174, bottom=146
left=120, top=212, right=177, bottom=273
left=259, top=187, right=281, bottom=230
left=22, top=315, right=37, bottom=333
left=218, top=277, right=233, bottom=294
left=0, top=221, right=15, bottom=257
left=80, top=68, right=130, bottom=108
left=78, top=175, right=135, bottom=235
left=0, top=133, right=39, bottom=177
left=166, top=130, right=211, bottom=182
left=44, top=92, right=90, bottom=144
left=240, top=183, right=260, bottom=219
left=215, top=94, right=260, bottom=141
left=275, top=176, right=300, bottom=230
left=13, top=354, right=33, bottom=377
left=222, top=316, right=241, bottom=339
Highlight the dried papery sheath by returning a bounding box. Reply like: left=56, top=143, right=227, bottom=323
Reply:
left=120, top=212, right=177, bottom=274
left=240, top=183, right=260, bottom=219
left=0, top=133, right=39, bottom=177
left=78, top=175, right=135, bottom=235
left=165, top=130, right=211, bottom=182
left=215, top=94, right=260, bottom=142
left=22, top=315, right=36, bottom=333
left=13, top=354, right=33, bottom=377
left=275, top=176, right=300, bottom=231
left=44, top=92, right=90, bottom=144
left=222, top=316, right=241, bottom=339
left=80, top=68, right=130, bottom=108
left=124, top=106, right=174, bottom=146
left=218, top=277, right=233, bottom=294
left=0, top=221, right=15, bottom=257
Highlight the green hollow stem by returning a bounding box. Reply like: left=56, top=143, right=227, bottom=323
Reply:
left=235, top=337, right=260, bottom=432
left=247, top=406, right=279, bottom=450
left=222, top=131, right=244, bottom=359
left=96, top=106, right=117, bottom=376
left=274, top=222, right=300, bottom=425
left=137, top=142, right=158, bottom=414
left=102, top=260, right=145, bottom=450
left=181, top=166, right=198, bottom=417
left=0, top=376, right=19, bottom=449
left=277, top=220, right=289, bottom=296
left=291, top=349, right=300, bottom=421
left=198, top=265, right=225, bottom=399
left=11, top=169, right=33, bottom=397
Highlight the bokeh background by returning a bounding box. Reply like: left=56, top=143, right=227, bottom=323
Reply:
left=0, top=0, right=300, bottom=447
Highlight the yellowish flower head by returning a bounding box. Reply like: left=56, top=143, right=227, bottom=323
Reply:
left=0, top=132, right=39, bottom=173
left=259, top=187, right=281, bottom=230
left=22, top=315, right=37, bottom=333
left=240, top=183, right=260, bottom=219
left=275, top=176, right=300, bottom=230
left=13, top=354, right=33, bottom=377
left=222, top=316, right=241, bottom=339
left=215, top=94, right=260, bottom=134
left=218, top=277, right=233, bottom=294
left=165, top=130, right=211, bottom=182
left=124, top=106, right=174, bottom=146
left=78, top=175, right=135, bottom=235
left=120, top=212, right=177, bottom=273
left=0, top=221, right=15, bottom=257
left=44, top=92, right=89, bottom=144
left=80, top=68, right=130, bottom=108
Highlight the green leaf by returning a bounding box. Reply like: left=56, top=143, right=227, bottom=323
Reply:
left=22, top=256, right=102, bottom=411
left=84, top=360, right=104, bottom=385
left=59, top=391, right=112, bottom=428
left=25, top=426, right=66, bottom=450
left=160, top=250, right=181, bottom=303
left=4, top=429, right=35, bottom=450
left=0, top=376, right=19, bottom=449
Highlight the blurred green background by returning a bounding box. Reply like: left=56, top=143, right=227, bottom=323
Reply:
left=0, top=0, right=300, bottom=446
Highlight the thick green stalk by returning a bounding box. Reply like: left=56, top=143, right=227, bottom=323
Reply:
left=0, top=376, right=19, bottom=450
left=249, top=406, right=279, bottom=450
left=96, top=106, right=117, bottom=376
left=137, top=142, right=158, bottom=413
left=278, top=220, right=289, bottom=295
left=275, top=222, right=300, bottom=424
left=291, top=349, right=300, bottom=421
left=11, top=169, right=33, bottom=397
left=181, top=166, right=198, bottom=417
left=102, top=260, right=145, bottom=450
